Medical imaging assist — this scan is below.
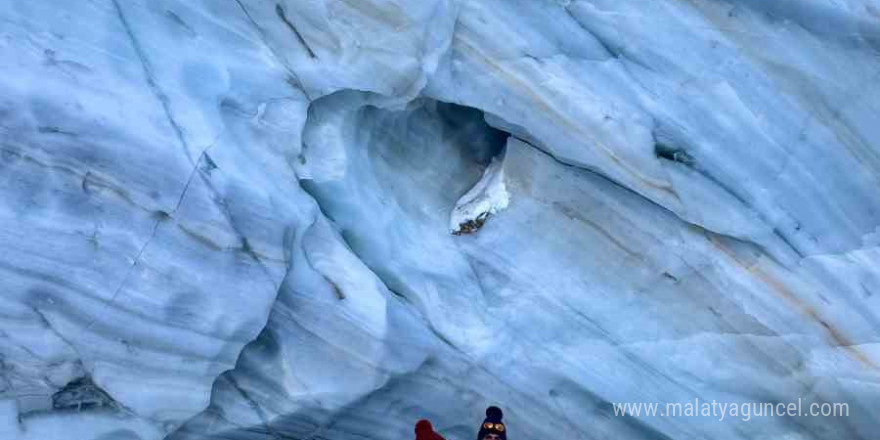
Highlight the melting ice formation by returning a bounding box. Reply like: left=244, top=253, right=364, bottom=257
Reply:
left=2, top=0, right=880, bottom=439
left=450, top=153, right=509, bottom=235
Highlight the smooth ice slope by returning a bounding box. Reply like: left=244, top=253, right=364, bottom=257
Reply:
left=1, top=0, right=880, bottom=439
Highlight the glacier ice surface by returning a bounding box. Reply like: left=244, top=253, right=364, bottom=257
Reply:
left=1, top=0, right=880, bottom=439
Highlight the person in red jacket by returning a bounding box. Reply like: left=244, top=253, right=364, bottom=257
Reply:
left=415, top=406, right=506, bottom=440
left=415, top=419, right=447, bottom=440
left=476, top=406, right=506, bottom=440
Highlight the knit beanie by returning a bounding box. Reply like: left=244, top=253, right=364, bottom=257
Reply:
left=476, top=406, right=506, bottom=440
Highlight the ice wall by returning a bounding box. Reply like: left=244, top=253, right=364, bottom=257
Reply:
left=1, top=1, right=879, bottom=439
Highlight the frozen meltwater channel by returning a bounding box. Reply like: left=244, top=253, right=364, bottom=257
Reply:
left=2, top=0, right=880, bottom=440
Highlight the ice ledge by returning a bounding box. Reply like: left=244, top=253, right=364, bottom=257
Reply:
left=449, top=148, right=510, bottom=235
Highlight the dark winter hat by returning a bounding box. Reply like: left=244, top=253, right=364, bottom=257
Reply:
left=477, top=406, right=506, bottom=440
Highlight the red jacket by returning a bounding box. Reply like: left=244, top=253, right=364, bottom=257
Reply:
left=415, top=419, right=447, bottom=440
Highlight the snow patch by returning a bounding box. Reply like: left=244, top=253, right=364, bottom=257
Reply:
left=450, top=152, right=509, bottom=235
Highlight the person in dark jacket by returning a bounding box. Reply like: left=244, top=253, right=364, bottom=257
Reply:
left=415, top=419, right=447, bottom=440
left=477, top=406, right=506, bottom=440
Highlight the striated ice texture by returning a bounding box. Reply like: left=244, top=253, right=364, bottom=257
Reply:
left=1, top=0, right=880, bottom=439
